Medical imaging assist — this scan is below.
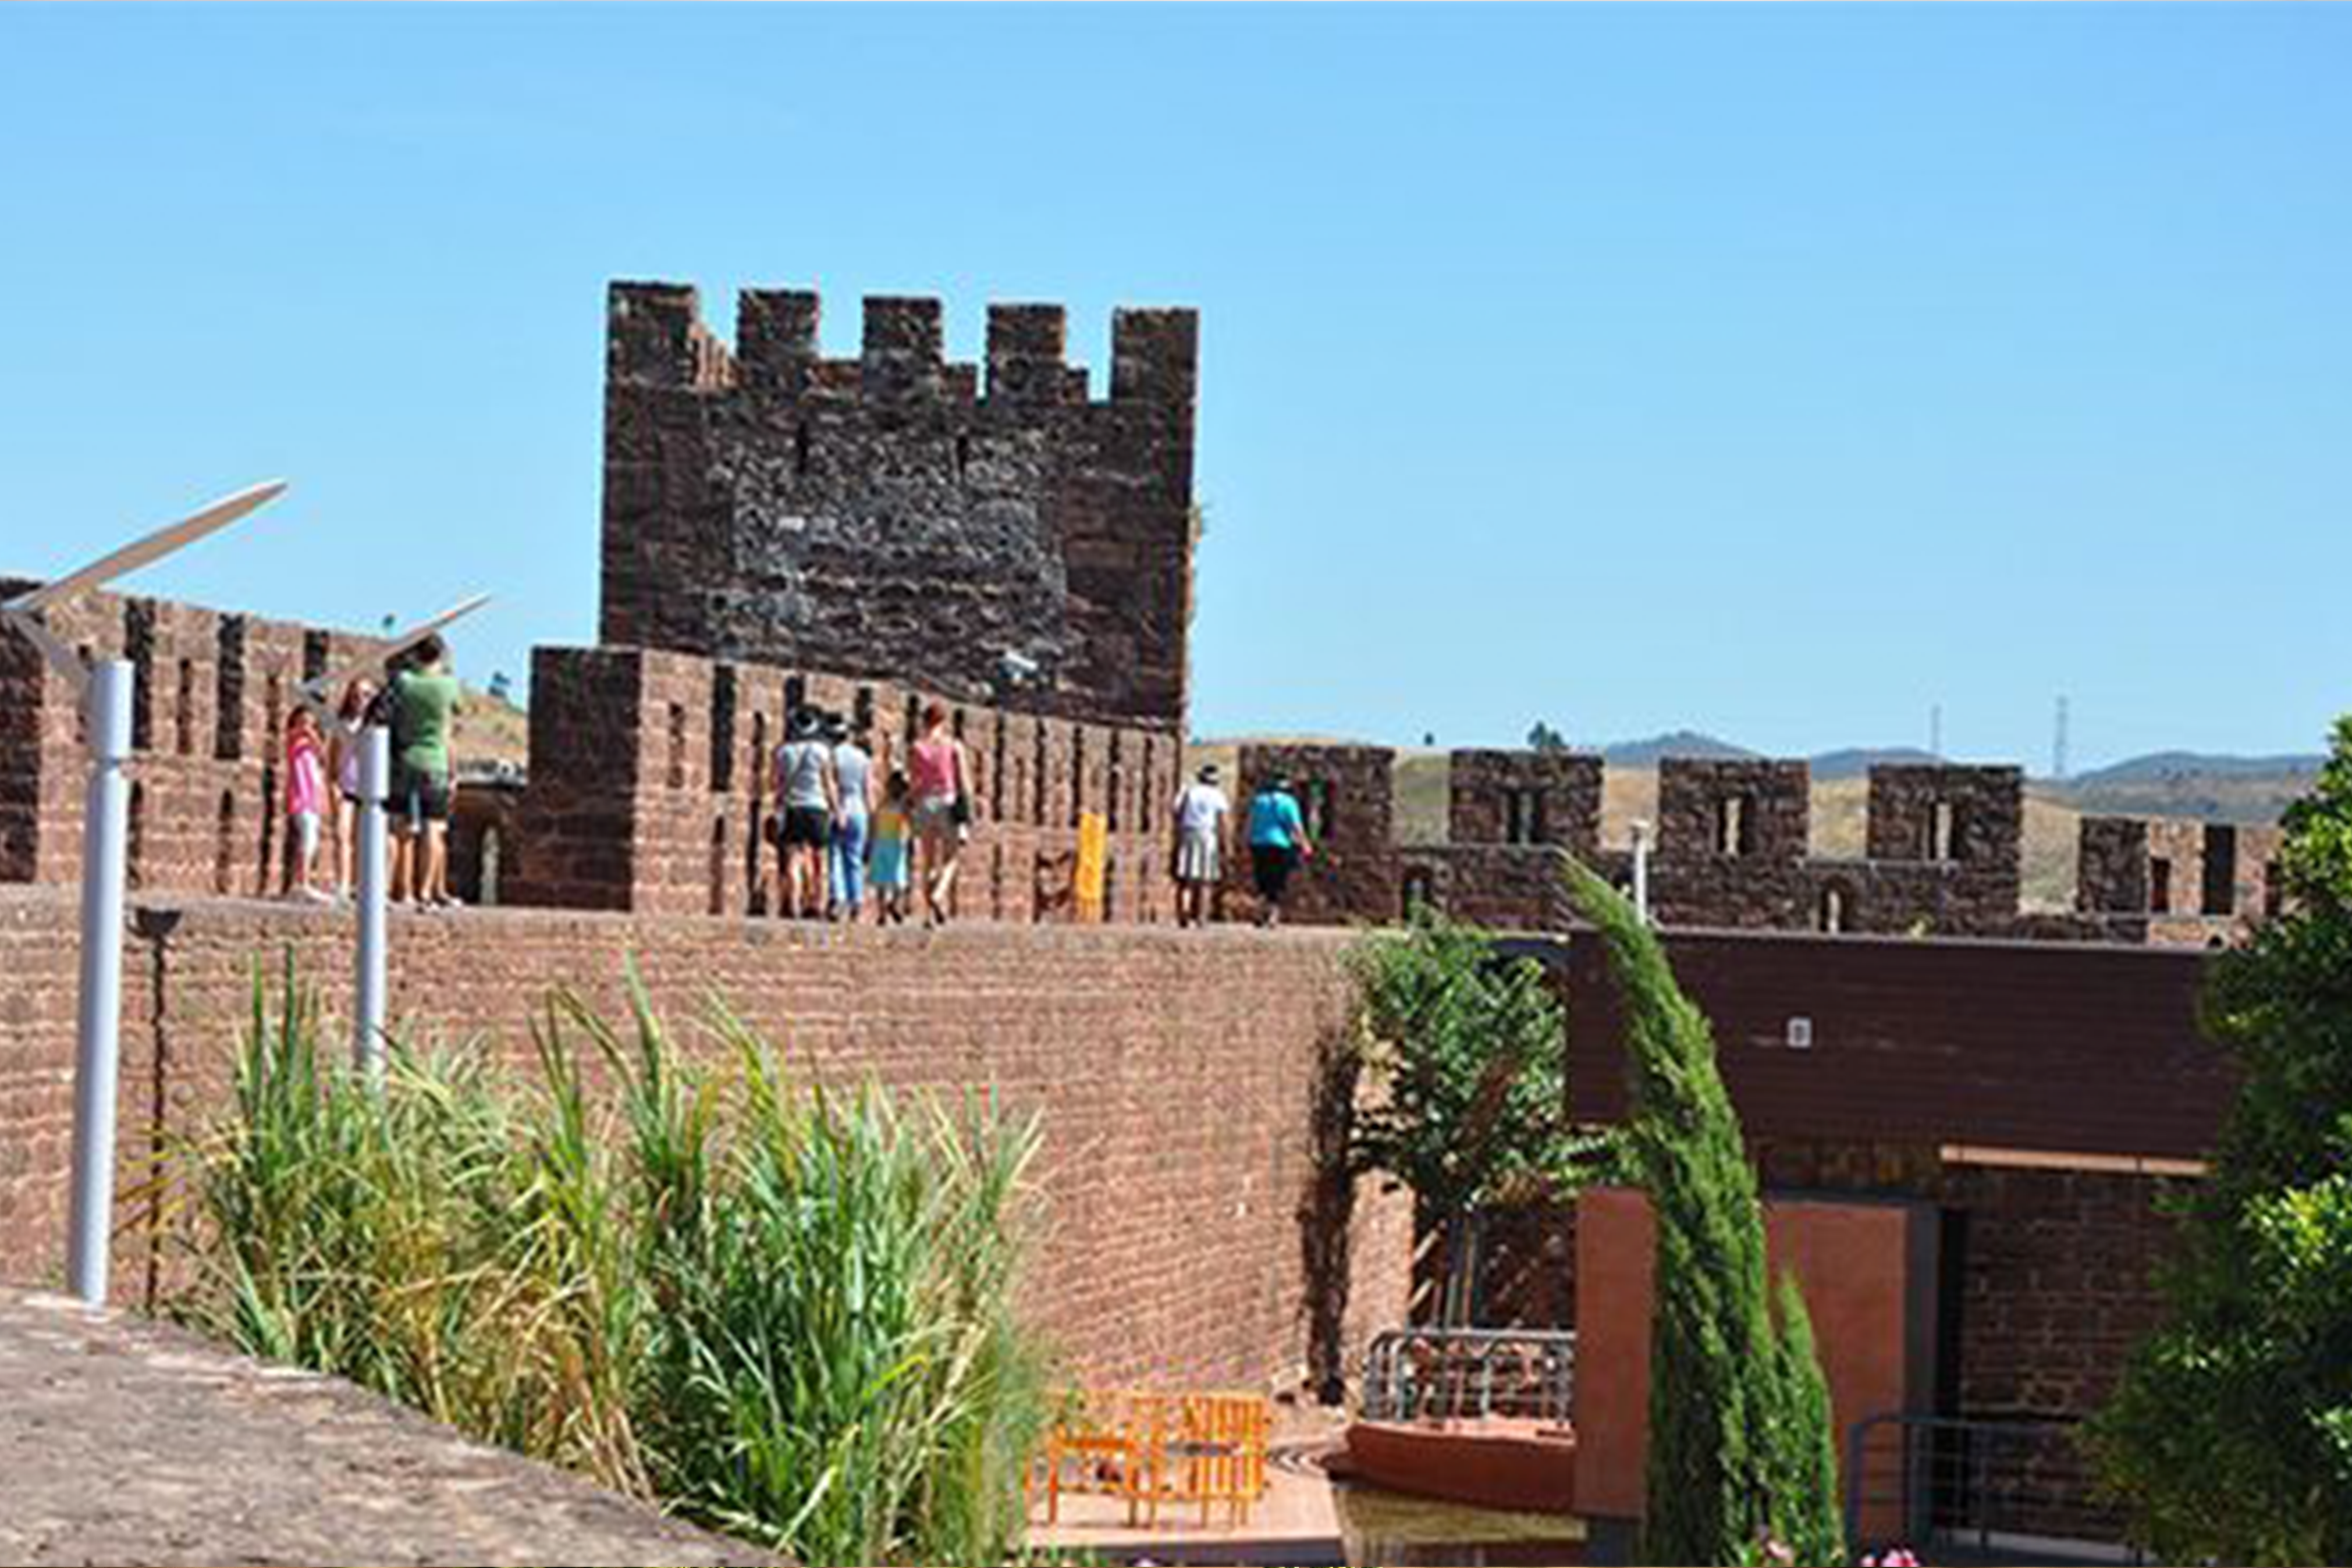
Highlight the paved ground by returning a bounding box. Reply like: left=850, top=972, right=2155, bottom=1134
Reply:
left=0, top=1288, right=776, bottom=1567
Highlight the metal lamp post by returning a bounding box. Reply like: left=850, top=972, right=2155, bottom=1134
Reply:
left=2, top=481, right=290, bottom=1305
left=300, top=595, right=488, bottom=1080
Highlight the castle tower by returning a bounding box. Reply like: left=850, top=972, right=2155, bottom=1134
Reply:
left=598, top=282, right=1199, bottom=733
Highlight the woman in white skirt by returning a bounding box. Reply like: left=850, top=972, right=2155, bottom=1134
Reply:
left=1170, top=762, right=1231, bottom=928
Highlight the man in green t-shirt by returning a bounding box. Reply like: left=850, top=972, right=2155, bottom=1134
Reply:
left=389, top=634, right=463, bottom=907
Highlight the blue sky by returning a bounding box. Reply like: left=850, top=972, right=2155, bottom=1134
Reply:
left=3, top=5, right=2346, bottom=769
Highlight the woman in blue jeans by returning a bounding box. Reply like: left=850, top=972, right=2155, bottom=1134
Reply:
left=826, top=712, right=877, bottom=922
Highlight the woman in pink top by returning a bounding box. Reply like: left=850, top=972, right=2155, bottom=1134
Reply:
left=283, top=707, right=332, bottom=904
left=908, top=701, right=971, bottom=926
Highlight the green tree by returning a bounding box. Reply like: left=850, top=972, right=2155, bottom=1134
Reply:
left=1345, top=908, right=1609, bottom=1327
left=1527, top=720, right=1569, bottom=753
left=1564, top=858, right=1843, bottom=1566
left=2090, top=716, right=2352, bottom=1565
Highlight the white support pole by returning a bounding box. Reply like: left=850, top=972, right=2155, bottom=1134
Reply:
left=66, top=659, right=134, bottom=1306
left=1630, top=819, right=1653, bottom=927
left=354, top=724, right=390, bottom=1085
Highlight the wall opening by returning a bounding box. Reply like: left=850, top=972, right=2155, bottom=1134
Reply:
left=708, top=816, right=727, bottom=916
left=1401, top=866, right=1437, bottom=918
left=1503, top=787, right=1547, bottom=847
left=1931, top=799, right=1959, bottom=862
left=666, top=702, right=687, bottom=790
left=991, top=712, right=1008, bottom=820
left=125, top=601, right=156, bottom=752
left=2264, top=861, right=2283, bottom=919
left=1106, top=733, right=1123, bottom=831
left=175, top=658, right=196, bottom=756
left=1070, top=728, right=1086, bottom=828
left=745, top=711, right=769, bottom=913
left=301, top=630, right=331, bottom=684
left=73, top=643, right=93, bottom=744
left=854, top=685, right=875, bottom=743
left=264, top=674, right=283, bottom=756
left=256, top=763, right=278, bottom=892
left=212, top=617, right=244, bottom=760
left=213, top=789, right=236, bottom=896
left=1304, top=779, right=1337, bottom=841
left=954, top=432, right=972, bottom=482
left=784, top=675, right=807, bottom=726
left=1032, top=720, right=1049, bottom=827
left=2201, top=823, right=2239, bottom=916
left=2149, top=856, right=2174, bottom=914
left=1817, top=883, right=1848, bottom=934
left=1716, top=794, right=1751, bottom=857
left=127, top=780, right=147, bottom=891
left=709, top=666, right=737, bottom=793
left=793, top=421, right=811, bottom=477
left=478, top=826, right=504, bottom=908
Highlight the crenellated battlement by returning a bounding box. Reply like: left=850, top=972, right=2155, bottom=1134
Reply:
left=605, top=281, right=1196, bottom=415
left=599, top=278, right=1199, bottom=732
left=0, top=579, right=385, bottom=897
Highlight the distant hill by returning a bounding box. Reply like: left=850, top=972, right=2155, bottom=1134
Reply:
left=1601, top=731, right=1756, bottom=765
left=1807, top=746, right=1941, bottom=781
left=2068, top=750, right=2324, bottom=787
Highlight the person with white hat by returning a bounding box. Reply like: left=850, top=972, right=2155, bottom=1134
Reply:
left=1170, top=761, right=1231, bottom=928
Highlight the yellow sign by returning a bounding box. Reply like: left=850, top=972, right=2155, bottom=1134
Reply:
left=1074, top=812, right=1109, bottom=922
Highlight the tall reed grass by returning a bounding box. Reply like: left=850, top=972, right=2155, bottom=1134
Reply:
left=172, top=967, right=1050, bottom=1567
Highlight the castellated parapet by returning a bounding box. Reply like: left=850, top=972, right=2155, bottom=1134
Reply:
left=599, top=283, right=1199, bottom=734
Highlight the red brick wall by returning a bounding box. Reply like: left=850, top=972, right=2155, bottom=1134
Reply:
left=0, top=582, right=381, bottom=898
left=0, top=890, right=1411, bottom=1396
left=510, top=645, right=1181, bottom=926
left=0, top=894, right=80, bottom=1282
left=1568, top=927, right=2230, bottom=1161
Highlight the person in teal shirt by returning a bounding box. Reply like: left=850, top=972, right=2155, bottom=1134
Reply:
left=1245, top=777, right=1314, bottom=927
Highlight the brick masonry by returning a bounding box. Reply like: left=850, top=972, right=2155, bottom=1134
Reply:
left=1222, top=744, right=1398, bottom=926
left=0, top=888, right=1412, bottom=1398
left=506, top=644, right=1180, bottom=924
left=2078, top=812, right=2285, bottom=945
left=0, top=581, right=381, bottom=899
left=599, top=283, right=1197, bottom=732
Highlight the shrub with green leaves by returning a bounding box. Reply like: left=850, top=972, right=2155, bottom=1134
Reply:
left=1346, top=907, right=1612, bottom=1325
left=2089, top=716, right=2352, bottom=1566
left=173, top=969, right=1049, bottom=1568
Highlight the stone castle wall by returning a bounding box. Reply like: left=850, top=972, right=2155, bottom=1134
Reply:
left=510, top=643, right=1180, bottom=924
left=1245, top=745, right=2045, bottom=939
left=0, top=887, right=1413, bottom=1396
left=600, top=283, right=1197, bottom=733
left=2077, top=812, right=2285, bottom=944
left=0, top=581, right=382, bottom=898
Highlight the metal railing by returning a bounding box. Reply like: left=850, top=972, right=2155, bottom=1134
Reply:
left=1360, top=1327, right=1575, bottom=1424
left=1845, top=1413, right=2144, bottom=1563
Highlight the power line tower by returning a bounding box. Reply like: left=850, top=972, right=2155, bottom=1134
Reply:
left=2053, top=694, right=2072, bottom=783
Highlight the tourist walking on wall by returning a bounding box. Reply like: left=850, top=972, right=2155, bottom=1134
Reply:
left=327, top=677, right=375, bottom=899
left=391, top=635, right=463, bottom=908
left=827, top=711, right=877, bottom=923
left=1170, top=762, right=1231, bottom=928
left=773, top=708, right=837, bottom=919
left=870, top=769, right=915, bottom=926
left=1246, top=775, right=1314, bottom=928
left=909, top=702, right=972, bottom=926
left=283, top=707, right=331, bottom=904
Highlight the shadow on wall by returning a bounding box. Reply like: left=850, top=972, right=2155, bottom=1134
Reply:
left=1301, top=1025, right=1365, bottom=1405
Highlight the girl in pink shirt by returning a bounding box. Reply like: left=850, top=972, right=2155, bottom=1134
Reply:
left=284, top=708, right=331, bottom=903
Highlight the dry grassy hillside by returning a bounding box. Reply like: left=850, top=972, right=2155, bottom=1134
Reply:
left=452, top=685, right=528, bottom=771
